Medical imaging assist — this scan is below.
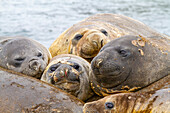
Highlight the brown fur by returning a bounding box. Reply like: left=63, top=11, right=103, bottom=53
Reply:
left=49, top=14, right=168, bottom=61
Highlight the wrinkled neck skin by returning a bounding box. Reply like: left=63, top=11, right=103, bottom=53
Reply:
left=90, top=37, right=170, bottom=96
left=75, top=60, right=94, bottom=101
left=90, top=71, right=130, bottom=97
left=117, top=75, right=170, bottom=113
left=123, top=41, right=170, bottom=90
left=77, top=70, right=94, bottom=101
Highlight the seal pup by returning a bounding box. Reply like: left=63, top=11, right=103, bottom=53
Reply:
left=41, top=54, right=94, bottom=101
left=0, top=37, right=51, bottom=79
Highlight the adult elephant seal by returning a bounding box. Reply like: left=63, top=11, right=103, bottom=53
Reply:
left=90, top=35, right=170, bottom=96
left=0, top=37, right=51, bottom=79
left=0, top=66, right=84, bottom=113
left=49, top=13, right=168, bottom=61
left=83, top=75, right=170, bottom=113
left=41, top=54, right=94, bottom=101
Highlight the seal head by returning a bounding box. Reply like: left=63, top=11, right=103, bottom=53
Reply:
left=0, top=37, right=51, bottom=78
left=70, top=29, right=109, bottom=61
left=90, top=35, right=170, bottom=96
left=49, top=26, right=110, bottom=62
left=41, top=54, right=94, bottom=101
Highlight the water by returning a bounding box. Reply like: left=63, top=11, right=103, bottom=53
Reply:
left=0, top=0, right=169, bottom=48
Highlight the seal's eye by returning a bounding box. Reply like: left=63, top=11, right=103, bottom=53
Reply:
left=37, top=52, right=42, bottom=57
left=119, top=50, right=126, bottom=54
left=49, top=67, right=57, bottom=72
left=14, top=57, right=25, bottom=67
left=74, top=34, right=83, bottom=40
left=105, top=102, right=114, bottom=109
left=119, top=49, right=130, bottom=57
left=72, top=64, right=80, bottom=70
left=49, top=63, right=61, bottom=72
left=100, top=29, right=108, bottom=36
left=14, top=57, right=25, bottom=62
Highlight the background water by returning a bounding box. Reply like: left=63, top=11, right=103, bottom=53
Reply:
left=0, top=0, right=169, bottom=48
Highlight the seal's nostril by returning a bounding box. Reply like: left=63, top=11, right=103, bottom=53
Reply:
left=51, top=77, right=55, bottom=84
left=37, top=52, right=42, bottom=58
left=29, top=60, right=40, bottom=71
left=59, top=70, right=65, bottom=77
left=33, top=61, right=38, bottom=66
left=95, top=58, right=103, bottom=68
left=74, top=34, right=83, bottom=40
left=100, top=29, right=108, bottom=36
left=53, top=76, right=58, bottom=82
left=14, top=57, right=25, bottom=62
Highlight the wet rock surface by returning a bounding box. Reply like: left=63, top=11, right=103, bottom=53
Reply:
left=0, top=67, right=84, bottom=113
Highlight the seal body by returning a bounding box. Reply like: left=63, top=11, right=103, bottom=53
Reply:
left=0, top=37, right=51, bottom=79
left=90, top=35, right=170, bottom=96
left=83, top=75, right=170, bottom=113
left=41, top=54, right=94, bottom=101
left=49, top=13, right=167, bottom=61
left=0, top=67, right=84, bottom=113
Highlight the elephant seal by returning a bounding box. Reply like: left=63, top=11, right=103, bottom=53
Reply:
left=0, top=66, right=84, bottom=113
left=49, top=13, right=168, bottom=61
left=0, top=37, right=51, bottom=79
left=90, top=35, right=170, bottom=96
left=83, top=75, right=170, bottom=113
left=41, top=54, right=94, bottom=101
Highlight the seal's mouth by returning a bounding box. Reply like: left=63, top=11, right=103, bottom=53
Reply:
left=28, top=59, right=46, bottom=79
left=78, top=39, right=104, bottom=59
left=29, top=59, right=41, bottom=71
left=80, top=47, right=98, bottom=59
left=49, top=71, right=81, bottom=97
left=90, top=69, right=132, bottom=97
left=74, top=30, right=107, bottom=60
left=91, top=56, right=123, bottom=77
left=54, top=80, right=80, bottom=96
left=92, top=64, right=124, bottom=88
left=94, top=69, right=122, bottom=78
left=45, top=61, right=83, bottom=97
